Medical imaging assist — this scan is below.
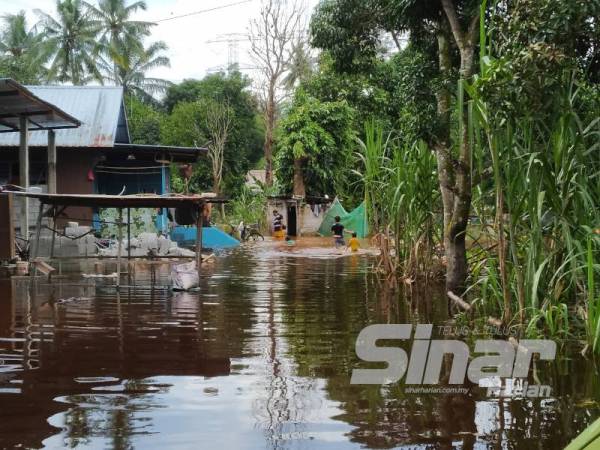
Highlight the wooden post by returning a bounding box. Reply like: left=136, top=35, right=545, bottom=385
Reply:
left=0, top=194, right=16, bottom=260
left=196, top=204, right=203, bottom=278
left=31, top=202, right=44, bottom=261
left=116, top=208, right=123, bottom=289
left=127, top=208, right=131, bottom=260
left=50, top=209, right=57, bottom=259
left=127, top=207, right=132, bottom=283
left=47, top=130, right=57, bottom=194
left=19, top=116, right=29, bottom=238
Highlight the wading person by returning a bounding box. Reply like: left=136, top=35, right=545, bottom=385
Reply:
left=347, top=232, right=360, bottom=253
left=272, top=210, right=285, bottom=239
left=331, top=216, right=352, bottom=248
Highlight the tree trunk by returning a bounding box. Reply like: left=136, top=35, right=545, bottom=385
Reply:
left=264, top=83, right=276, bottom=187
left=293, top=157, right=305, bottom=197
left=435, top=31, right=453, bottom=247
left=434, top=29, right=469, bottom=295
left=436, top=0, right=479, bottom=296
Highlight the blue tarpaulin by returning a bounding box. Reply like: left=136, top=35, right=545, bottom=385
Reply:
left=171, top=226, right=240, bottom=249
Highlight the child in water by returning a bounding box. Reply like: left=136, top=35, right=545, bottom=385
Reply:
left=347, top=232, right=360, bottom=252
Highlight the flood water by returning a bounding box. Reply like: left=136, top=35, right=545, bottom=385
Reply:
left=1, top=242, right=599, bottom=449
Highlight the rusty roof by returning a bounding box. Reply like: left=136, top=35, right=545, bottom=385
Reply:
left=0, top=84, right=128, bottom=147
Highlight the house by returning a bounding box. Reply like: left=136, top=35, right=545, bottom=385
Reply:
left=266, top=195, right=333, bottom=237
left=0, top=84, right=205, bottom=233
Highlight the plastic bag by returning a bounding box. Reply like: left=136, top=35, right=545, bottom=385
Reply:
left=171, top=260, right=199, bottom=291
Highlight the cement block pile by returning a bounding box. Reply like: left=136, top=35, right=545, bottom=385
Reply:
left=36, top=224, right=195, bottom=258
left=98, top=232, right=195, bottom=257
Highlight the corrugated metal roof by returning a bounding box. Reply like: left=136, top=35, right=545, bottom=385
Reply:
left=0, top=85, right=126, bottom=148
left=0, top=79, right=81, bottom=132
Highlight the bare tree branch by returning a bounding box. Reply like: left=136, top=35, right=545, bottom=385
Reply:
left=248, top=0, right=306, bottom=186
left=195, top=100, right=233, bottom=194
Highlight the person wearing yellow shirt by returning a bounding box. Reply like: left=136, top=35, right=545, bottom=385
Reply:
left=347, top=232, right=360, bottom=252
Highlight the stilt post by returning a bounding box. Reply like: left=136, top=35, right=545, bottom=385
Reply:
left=127, top=208, right=131, bottom=260
left=19, top=116, right=29, bottom=239
left=116, top=208, right=123, bottom=289
left=31, top=201, right=44, bottom=262
left=47, top=130, right=57, bottom=194
left=196, top=203, right=204, bottom=278
left=50, top=209, right=57, bottom=259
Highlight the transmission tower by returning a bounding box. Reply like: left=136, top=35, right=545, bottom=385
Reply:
left=206, top=33, right=248, bottom=72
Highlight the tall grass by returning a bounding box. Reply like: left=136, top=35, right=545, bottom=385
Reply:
left=466, top=76, right=600, bottom=344
left=387, top=141, right=439, bottom=277
left=585, top=235, right=600, bottom=353
left=354, top=120, right=389, bottom=232
left=354, top=121, right=440, bottom=279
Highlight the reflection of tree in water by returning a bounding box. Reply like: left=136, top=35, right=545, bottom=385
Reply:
left=251, top=255, right=324, bottom=450
left=62, top=378, right=162, bottom=450
left=273, top=259, right=469, bottom=448
left=275, top=256, right=600, bottom=449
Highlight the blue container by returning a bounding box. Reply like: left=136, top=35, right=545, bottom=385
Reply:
left=171, top=226, right=240, bottom=250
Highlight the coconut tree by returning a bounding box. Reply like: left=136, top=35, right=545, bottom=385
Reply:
left=99, top=38, right=171, bottom=100
left=85, top=0, right=153, bottom=61
left=0, top=11, right=50, bottom=82
left=35, top=0, right=102, bottom=84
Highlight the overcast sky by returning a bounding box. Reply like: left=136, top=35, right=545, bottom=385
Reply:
left=0, top=0, right=320, bottom=82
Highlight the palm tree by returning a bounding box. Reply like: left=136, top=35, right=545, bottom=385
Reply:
left=99, top=38, right=171, bottom=100
left=36, top=0, right=102, bottom=84
left=85, top=0, right=153, bottom=58
left=0, top=11, right=50, bottom=83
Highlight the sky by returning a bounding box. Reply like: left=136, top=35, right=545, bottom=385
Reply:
left=0, top=0, right=320, bottom=82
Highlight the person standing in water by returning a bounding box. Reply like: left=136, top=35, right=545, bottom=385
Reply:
left=272, top=210, right=285, bottom=239
left=347, top=232, right=360, bottom=252
left=331, top=216, right=352, bottom=248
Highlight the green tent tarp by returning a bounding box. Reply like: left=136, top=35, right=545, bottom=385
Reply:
left=318, top=198, right=368, bottom=238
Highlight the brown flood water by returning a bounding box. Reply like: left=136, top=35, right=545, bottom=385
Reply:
left=0, top=240, right=599, bottom=449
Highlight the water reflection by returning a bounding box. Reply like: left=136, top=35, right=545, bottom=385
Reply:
left=0, top=246, right=598, bottom=449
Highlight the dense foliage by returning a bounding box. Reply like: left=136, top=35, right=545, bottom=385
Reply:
left=275, top=90, right=355, bottom=197
left=160, top=72, right=264, bottom=195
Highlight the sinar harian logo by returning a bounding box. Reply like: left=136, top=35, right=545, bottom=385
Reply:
left=351, top=324, right=556, bottom=397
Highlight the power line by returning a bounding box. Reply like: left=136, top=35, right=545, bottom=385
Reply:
left=155, top=0, right=255, bottom=23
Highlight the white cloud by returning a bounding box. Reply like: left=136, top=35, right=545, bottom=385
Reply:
left=0, top=0, right=320, bottom=83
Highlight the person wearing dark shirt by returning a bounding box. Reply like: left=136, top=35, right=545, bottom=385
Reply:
left=331, top=215, right=351, bottom=248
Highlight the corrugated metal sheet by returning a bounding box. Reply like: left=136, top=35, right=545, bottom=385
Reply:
left=0, top=85, right=125, bottom=148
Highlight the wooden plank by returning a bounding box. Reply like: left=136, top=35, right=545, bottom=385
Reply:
left=7, top=192, right=226, bottom=209
left=32, top=258, right=56, bottom=275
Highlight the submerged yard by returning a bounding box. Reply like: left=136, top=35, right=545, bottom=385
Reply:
left=0, top=241, right=598, bottom=449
